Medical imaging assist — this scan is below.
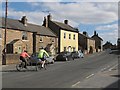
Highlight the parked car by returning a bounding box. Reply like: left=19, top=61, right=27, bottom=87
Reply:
left=78, top=50, right=84, bottom=58
left=71, top=51, right=80, bottom=59
left=71, top=51, right=84, bottom=59
left=56, top=51, right=74, bottom=61
left=30, top=53, right=54, bottom=64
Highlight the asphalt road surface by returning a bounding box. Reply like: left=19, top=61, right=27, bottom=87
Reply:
left=2, top=50, right=119, bottom=88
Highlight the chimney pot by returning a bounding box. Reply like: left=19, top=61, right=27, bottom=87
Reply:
left=64, top=20, right=68, bottom=24
left=47, top=14, right=52, bottom=21
left=94, top=31, right=97, bottom=35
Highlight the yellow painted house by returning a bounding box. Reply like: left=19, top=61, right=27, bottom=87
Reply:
left=60, top=30, right=78, bottom=52
left=42, top=14, right=78, bottom=53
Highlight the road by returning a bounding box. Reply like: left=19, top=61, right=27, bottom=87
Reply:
left=2, top=50, right=119, bottom=88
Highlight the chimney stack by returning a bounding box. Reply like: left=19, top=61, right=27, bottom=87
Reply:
left=94, top=31, right=97, bottom=35
left=47, top=14, right=52, bottom=21
left=83, top=31, right=88, bottom=36
left=21, top=16, right=27, bottom=26
left=42, top=17, right=48, bottom=27
left=64, top=20, right=68, bottom=24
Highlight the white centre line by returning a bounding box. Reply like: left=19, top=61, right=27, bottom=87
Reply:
left=86, top=74, right=94, bottom=79
left=101, top=68, right=106, bottom=72
left=72, top=81, right=81, bottom=87
left=109, top=64, right=118, bottom=71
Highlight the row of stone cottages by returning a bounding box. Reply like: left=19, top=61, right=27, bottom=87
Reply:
left=0, top=14, right=103, bottom=64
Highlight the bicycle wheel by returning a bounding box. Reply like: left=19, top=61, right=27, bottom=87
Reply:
left=16, top=62, right=24, bottom=71
left=34, top=62, right=41, bottom=71
left=44, top=63, right=47, bottom=70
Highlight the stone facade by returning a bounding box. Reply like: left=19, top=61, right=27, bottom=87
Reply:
left=1, top=28, right=33, bottom=54
left=36, top=35, right=58, bottom=56
left=0, top=39, right=2, bottom=65
left=1, top=28, right=33, bottom=64
left=78, top=32, right=95, bottom=54
left=87, top=38, right=95, bottom=54
left=1, top=16, right=58, bottom=64
left=91, top=31, right=103, bottom=52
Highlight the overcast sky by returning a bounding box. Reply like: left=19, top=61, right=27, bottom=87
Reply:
left=1, top=0, right=119, bottom=45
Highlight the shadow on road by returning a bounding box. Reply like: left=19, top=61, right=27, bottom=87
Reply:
left=1, top=69, right=37, bottom=72
left=111, top=75, right=120, bottom=78
left=109, top=50, right=120, bottom=55
left=102, top=79, right=120, bottom=90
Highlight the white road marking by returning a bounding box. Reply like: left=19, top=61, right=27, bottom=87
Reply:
left=86, top=74, right=94, bottom=79
left=109, top=64, right=118, bottom=71
left=72, top=81, right=81, bottom=87
left=101, top=68, right=106, bottom=72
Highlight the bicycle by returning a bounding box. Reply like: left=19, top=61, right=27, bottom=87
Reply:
left=16, top=60, right=27, bottom=71
left=16, top=58, right=41, bottom=71
left=37, top=60, right=48, bottom=70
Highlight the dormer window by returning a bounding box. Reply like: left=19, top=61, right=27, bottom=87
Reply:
left=22, top=31, right=28, bottom=40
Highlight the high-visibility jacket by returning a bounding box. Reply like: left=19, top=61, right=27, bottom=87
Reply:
left=38, top=49, right=49, bottom=58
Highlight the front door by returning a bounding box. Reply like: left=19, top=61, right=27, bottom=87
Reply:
left=68, top=46, right=72, bottom=52
left=18, top=46, right=22, bottom=54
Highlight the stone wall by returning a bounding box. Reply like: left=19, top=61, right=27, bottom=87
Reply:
left=6, top=54, right=20, bottom=64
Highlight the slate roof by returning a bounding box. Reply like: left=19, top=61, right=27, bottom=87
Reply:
left=0, top=17, right=57, bottom=37
left=27, top=23, right=57, bottom=37
left=79, top=33, right=94, bottom=40
left=91, top=35, right=103, bottom=41
left=51, top=21, right=78, bottom=32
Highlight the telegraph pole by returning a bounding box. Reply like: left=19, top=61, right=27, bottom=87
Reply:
left=3, top=0, right=8, bottom=65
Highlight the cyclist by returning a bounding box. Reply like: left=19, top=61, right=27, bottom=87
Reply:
left=38, top=47, right=49, bottom=68
left=20, top=50, right=30, bottom=68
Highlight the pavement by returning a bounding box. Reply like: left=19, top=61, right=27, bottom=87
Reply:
left=1, top=51, right=120, bottom=89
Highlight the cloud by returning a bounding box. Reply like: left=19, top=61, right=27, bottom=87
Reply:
left=3, top=2, right=118, bottom=27
left=61, top=0, right=119, bottom=2
left=99, top=29, right=118, bottom=44
left=96, top=24, right=118, bottom=31
left=96, top=23, right=118, bottom=44
left=6, top=8, right=46, bottom=25
left=39, top=2, right=118, bottom=25
left=2, top=0, right=119, bottom=2
left=2, top=0, right=62, bottom=2
left=1, top=1, right=119, bottom=44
